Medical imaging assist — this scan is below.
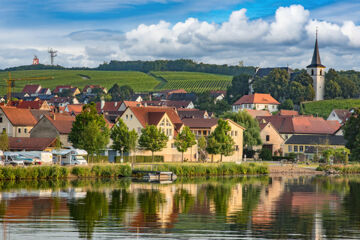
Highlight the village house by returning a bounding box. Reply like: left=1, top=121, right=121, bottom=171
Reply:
left=120, top=106, right=196, bottom=162
left=118, top=101, right=142, bottom=111
left=82, top=85, right=107, bottom=94
left=277, top=110, right=299, bottom=116
left=64, top=104, right=84, bottom=115
left=243, top=109, right=272, bottom=118
left=177, top=108, right=212, bottom=119
left=22, top=84, right=42, bottom=96
left=257, top=121, right=284, bottom=154
left=16, top=100, right=51, bottom=111
left=30, top=113, right=75, bottom=147
left=256, top=115, right=341, bottom=141
left=284, top=135, right=346, bottom=160
left=182, top=118, right=245, bottom=162
left=0, top=106, right=37, bottom=137
left=143, top=100, right=194, bottom=109
left=53, top=86, right=80, bottom=96
left=153, top=89, right=187, bottom=100
left=8, top=137, right=57, bottom=151
left=327, top=109, right=351, bottom=125
left=232, top=93, right=280, bottom=113
left=210, top=90, right=226, bottom=102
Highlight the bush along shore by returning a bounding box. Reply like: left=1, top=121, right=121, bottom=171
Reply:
left=0, top=165, right=132, bottom=180
left=133, top=163, right=269, bottom=177
left=317, top=164, right=360, bottom=174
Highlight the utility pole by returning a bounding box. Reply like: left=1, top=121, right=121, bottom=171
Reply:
left=48, top=48, right=57, bottom=65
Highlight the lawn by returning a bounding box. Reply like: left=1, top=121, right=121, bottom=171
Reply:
left=0, top=70, right=160, bottom=95
left=151, top=71, right=233, bottom=92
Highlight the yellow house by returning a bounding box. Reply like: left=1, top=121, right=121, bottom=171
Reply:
left=120, top=106, right=196, bottom=162
left=257, top=121, right=284, bottom=154
left=0, top=106, right=37, bottom=137
left=182, top=118, right=245, bottom=162
left=284, top=135, right=346, bottom=160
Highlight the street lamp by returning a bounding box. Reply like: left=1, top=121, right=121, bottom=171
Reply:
left=120, top=146, right=124, bottom=163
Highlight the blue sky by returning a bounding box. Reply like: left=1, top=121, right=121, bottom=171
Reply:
left=0, top=0, right=360, bottom=69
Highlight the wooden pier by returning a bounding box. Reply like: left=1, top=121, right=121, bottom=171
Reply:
left=132, top=170, right=177, bottom=182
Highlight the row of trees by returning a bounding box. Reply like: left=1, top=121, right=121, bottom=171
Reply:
left=68, top=103, right=240, bottom=162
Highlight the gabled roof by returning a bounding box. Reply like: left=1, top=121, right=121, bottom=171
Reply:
left=38, top=88, right=51, bottom=94
left=96, top=101, right=122, bottom=112
left=285, top=135, right=346, bottom=146
left=123, top=101, right=142, bottom=107
left=177, top=109, right=208, bottom=119
left=127, top=106, right=183, bottom=133
left=244, top=109, right=272, bottom=118
left=182, top=118, right=219, bottom=129
left=0, top=106, right=37, bottom=126
left=330, top=109, right=351, bottom=123
left=257, top=115, right=341, bottom=135
left=233, top=93, right=280, bottom=105
left=22, top=85, right=41, bottom=94
left=45, top=113, right=75, bottom=134
left=277, top=110, right=299, bottom=116
left=9, top=137, right=56, bottom=151
left=17, top=100, right=48, bottom=110
left=66, top=104, right=84, bottom=114
left=53, top=85, right=73, bottom=94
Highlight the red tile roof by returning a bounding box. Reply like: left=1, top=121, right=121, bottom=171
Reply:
left=66, top=104, right=84, bottom=114
left=22, top=85, right=41, bottom=94
left=234, top=93, right=280, bottom=105
left=123, top=101, right=142, bottom=107
left=17, top=101, right=49, bottom=110
left=278, top=110, right=299, bottom=116
left=182, top=118, right=219, bottom=129
left=9, top=137, right=56, bottom=151
left=96, top=101, right=122, bottom=112
left=53, top=85, right=73, bottom=94
left=46, top=113, right=75, bottom=134
left=0, top=106, right=37, bottom=126
left=244, top=109, right=272, bottom=118
left=257, top=115, right=341, bottom=135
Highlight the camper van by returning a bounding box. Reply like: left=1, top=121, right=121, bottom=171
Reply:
left=52, top=148, right=88, bottom=166
left=3, top=151, right=53, bottom=166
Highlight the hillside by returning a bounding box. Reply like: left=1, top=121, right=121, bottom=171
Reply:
left=302, top=99, right=360, bottom=118
left=0, top=70, right=160, bottom=95
left=151, top=71, right=232, bottom=92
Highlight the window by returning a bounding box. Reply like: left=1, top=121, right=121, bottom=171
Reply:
left=0, top=116, right=2, bottom=123
left=18, top=128, right=21, bottom=133
left=266, top=135, right=270, bottom=141
left=2, top=128, right=5, bottom=133
left=320, top=70, right=323, bottom=76
left=203, top=130, right=207, bottom=135
left=311, top=69, right=314, bottom=75
left=299, top=146, right=304, bottom=152
left=24, top=128, right=27, bottom=133
left=294, top=146, right=298, bottom=152
left=130, top=114, right=133, bottom=119
left=235, top=145, right=239, bottom=151
left=197, top=130, right=201, bottom=135
left=288, top=146, right=292, bottom=152
left=235, top=131, right=238, bottom=136
left=231, top=131, right=234, bottom=136
left=126, top=115, right=128, bottom=120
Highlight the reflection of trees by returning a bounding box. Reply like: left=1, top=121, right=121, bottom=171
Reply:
left=173, top=188, right=195, bottom=214
left=138, top=190, right=165, bottom=221
left=68, top=191, right=109, bottom=239
left=206, top=184, right=232, bottom=216
left=343, top=181, right=360, bottom=223
left=109, top=189, right=135, bottom=222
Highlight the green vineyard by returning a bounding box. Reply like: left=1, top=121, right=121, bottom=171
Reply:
left=151, top=71, right=232, bottom=92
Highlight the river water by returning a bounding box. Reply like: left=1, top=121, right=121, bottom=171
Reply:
left=0, top=176, right=359, bottom=239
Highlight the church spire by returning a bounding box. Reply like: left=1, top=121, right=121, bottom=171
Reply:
left=307, top=29, right=325, bottom=68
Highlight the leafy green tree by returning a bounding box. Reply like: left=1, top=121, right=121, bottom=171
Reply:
left=174, top=126, right=196, bottom=162
left=138, top=125, right=168, bottom=162
left=226, top=74, right=251, bottom=104
left=292, top=70, right=313, bottom=86
left=325, top=80, right=342, bottom=99
left=108, top=84, right=134, bottom=101
left=221, top=111, right=261, bottom=148
left=344, top=108, right=360, bottom=161
left=197, top=136, right=207, bottom=162
left=206, top=119, right=235, bottom=162
left=253, top=68, right=289, bottom=101
left=68, top=103, right=110, bottom=161
left=111, top=118, right=138, bottom=162
left=196, top=91, right=230, bottom=116
left=279, top=99, right=294, bottom=110
left=0, top=129, right=9, bottom=151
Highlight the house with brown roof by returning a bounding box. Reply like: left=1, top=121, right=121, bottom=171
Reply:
left=277, top=110, right=299, bottom=116
left=182, top=118, right=245, bottom=162
left=30, top=113, right=75, bottom=147
left=0, top=106, right=37, bottom=137
left=17, top=100, right=51, bottom=111
left=120, top=106, right=192, bottom=162
left=327, top=109, right=352, bottom=125
left=22, top=85, right=42, bottom=95
left=233, top=93, right=280, bottom=113
left=256, top=115, right=341, bottom=141
left=177, top=109, right=210, bottom=119
left=64, top=104, right=84, bottom=115
left=257, top=121, right=284, bottom=154
left=243, top=109, right=272, bottom=118
left=142, top=100, right=194, bottom=109
left=8, top=137, right=57, bottom=151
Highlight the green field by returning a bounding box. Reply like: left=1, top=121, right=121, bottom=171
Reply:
left=0, top=70, right=160, bottom=95
left=151, top=71, right=232, bottom=92
left=302, top=99, right=360, bottom=118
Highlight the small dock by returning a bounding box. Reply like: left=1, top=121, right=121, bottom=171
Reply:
left=132, top=170, right=177, bottom=182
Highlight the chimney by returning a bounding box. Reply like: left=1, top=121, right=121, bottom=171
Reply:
left=100, top=98, right=105, bottom=110
left=114, top=102, right=118, bottom=107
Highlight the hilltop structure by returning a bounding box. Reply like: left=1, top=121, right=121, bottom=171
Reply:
left=307, top=32, right=326, bottom=101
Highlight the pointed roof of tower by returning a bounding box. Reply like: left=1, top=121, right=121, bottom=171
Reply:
left=307, top=33, right=325, bottom=68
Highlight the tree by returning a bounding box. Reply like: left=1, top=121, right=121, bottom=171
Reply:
left=279, top=99, right=294, bottom=110
left=253, top=68, right=289, bottom=101
left=174, top=126, right=196, bottom=162
left=108, top=84, right=134, bottom=101
left=344, top=108, right=360, bottom=161
left=0, top=129, right=9, bottom=151
left=325, top=80, right=342, bottom=99
left=138, top=125, right=168, bottom=162
left=110, top=119, right=138, bottom=162
left=206, top=119, right=235, bottom=162
left=68, top=103, right=110, bottom=161
left=226, top=74, right=251, bottom=104
left=197, top=136, right=207, bottom=162
left=259, top=148, right=272, bottom=161
left=221, top=111, right=261, bottom=148
left=196, top=92, right=230, bottom=116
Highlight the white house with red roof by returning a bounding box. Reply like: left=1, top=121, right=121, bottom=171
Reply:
left=232, top=93, right=280, bottom=113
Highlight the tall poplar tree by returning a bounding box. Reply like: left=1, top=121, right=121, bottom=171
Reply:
left=174, top=126, right=196, bottom=162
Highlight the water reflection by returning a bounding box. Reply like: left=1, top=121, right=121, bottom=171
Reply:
left=0, top=176, right=360, bottom=239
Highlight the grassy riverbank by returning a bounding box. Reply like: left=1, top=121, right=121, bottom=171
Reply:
left=0, top=164, right=132, bottom=180
left=317, top=164, right=360, bottom=174
left=133, top=162, right=269, bottom=177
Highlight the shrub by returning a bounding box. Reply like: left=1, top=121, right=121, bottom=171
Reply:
left=259, top=148, right=272, bottom=161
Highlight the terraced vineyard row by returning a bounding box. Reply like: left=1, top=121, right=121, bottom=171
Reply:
left=151, top=71, right=232, bottom=92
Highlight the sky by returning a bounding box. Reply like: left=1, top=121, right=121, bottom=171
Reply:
left=0, top=0, right=360, bottom=70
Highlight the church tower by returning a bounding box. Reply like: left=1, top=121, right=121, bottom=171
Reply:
left=307, top=31, right=326, bottom=101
